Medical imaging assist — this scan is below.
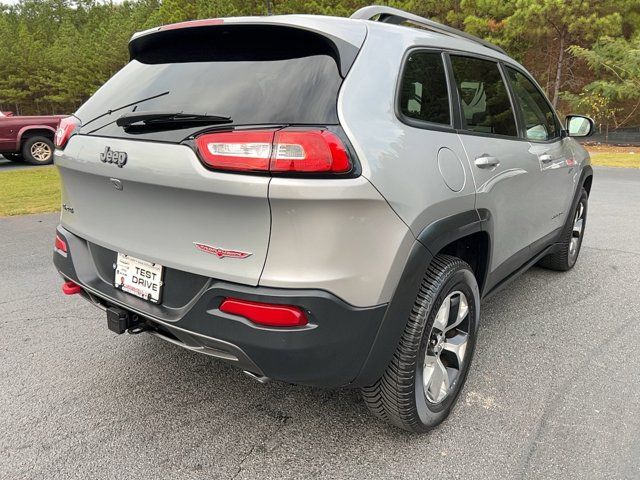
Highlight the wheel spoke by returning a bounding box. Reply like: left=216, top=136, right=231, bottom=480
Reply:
left=444, top=292, right=468, bottom=333
left=433, top=296, right=450, bottom=332
left=442, top=333, right=469, bottom=369
left=573, top=218, right=584, bottom=237
left=426, top=358, right=450, bottom=403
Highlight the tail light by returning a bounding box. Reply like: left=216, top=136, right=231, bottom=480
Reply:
left=195, top=130, right=274, bottom=172
left=55, top=116, right=81, bottom=149
left=195, top=128, right=352, bottom=174
left=219, top=298, right=308, bottom=327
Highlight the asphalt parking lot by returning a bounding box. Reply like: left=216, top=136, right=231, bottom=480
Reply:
left=1, top=167, right=639, bottom=479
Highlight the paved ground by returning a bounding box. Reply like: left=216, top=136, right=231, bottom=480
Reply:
left=0, top=154, right=35, bottom=171
left=1, top=167, right=639, bottom=479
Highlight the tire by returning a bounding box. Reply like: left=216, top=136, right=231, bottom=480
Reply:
left=2, top=153, right=23, bottom=162
left=21, top=136, right=54, bottom=165
left=538, top=188, right=588, bottom=271
left=362, top=254, right=480, bottom=432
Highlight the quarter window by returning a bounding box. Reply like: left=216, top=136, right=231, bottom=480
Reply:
left=399, top=51, right=451, bottom=125
left=506, top=67, right=560, bottom=141
left=450, top=56, right=517, bottom=137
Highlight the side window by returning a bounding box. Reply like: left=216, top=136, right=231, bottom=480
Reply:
left=450, top=56, right=517, bottom=137
left=506, top=67, right=560, bottom=141
left=399, top=51, right=451, bottom=126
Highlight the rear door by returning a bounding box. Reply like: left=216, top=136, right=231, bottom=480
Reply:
left=448, top=54, right=540, bottom=282
left=503, top=66, right=575, bottom=244
left=56, top=23, right=364, bottom=286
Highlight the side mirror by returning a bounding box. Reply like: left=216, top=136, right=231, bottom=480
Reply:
left=565, top=115, right=595, bottom=138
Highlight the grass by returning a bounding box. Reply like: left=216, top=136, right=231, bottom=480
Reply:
left=588, top=152, right=640, bottom=169
left=0, top=146, right=637, bottom=218
left=0, top=167, right=61, bottom=216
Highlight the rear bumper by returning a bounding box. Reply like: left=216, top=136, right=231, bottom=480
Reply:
left=54, top=225, right=389, bottom=388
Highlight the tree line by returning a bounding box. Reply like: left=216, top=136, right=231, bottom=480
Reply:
left=1, top=0, right=639, bottom=129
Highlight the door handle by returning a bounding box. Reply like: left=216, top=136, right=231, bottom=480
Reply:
left=539, top=154, right=554, bottom=164
left=474, top=155, right=500, bottom=169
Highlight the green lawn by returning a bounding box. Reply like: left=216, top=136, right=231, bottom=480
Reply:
left=0, top=151, right=637, bottom=218
left=0, top=167, right=60, bottom=216
left=589, top=152, right=640, bottom=169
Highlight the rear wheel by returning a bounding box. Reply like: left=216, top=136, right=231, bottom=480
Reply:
left=539, top=188, right=588, bottom=271
left=22, top=136, right=54, bottom=165
left=2, top=153, right=23, bottom=162
left=362, top=254, right=480, bottom=432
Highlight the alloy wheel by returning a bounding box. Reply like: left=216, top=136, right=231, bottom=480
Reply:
left=423, top=290, right=471, bottom=404
left=30, top=141, right=52, bottom=163
left=569, top=200, right=586, bottom=263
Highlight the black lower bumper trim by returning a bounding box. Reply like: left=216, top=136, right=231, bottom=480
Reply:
left=54, top=225, right=388, bottom=388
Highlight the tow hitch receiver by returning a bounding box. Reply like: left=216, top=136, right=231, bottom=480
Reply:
left=106, top=307, right=129, bottom=334
left=107, top=307, right=151, bottom=335
left=106, top=306, right=146, bottom=334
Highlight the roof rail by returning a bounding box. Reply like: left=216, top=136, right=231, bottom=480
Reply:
left=350, top=5, right=507, bottom=56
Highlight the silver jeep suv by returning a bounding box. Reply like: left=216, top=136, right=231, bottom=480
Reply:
left=53, top=6, right=594, bottom=432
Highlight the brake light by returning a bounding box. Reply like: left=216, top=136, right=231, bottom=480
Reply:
left=271, top=130, right=350, bottom=173
left=195, top=128, right=352, bottom=174
left=54, top=234, right=67, bottom=253
left=55, top=116, right=81, bottom=149
left=161, top=18, right=224, bottom=31
left=219, top=298, right=308, bottom=327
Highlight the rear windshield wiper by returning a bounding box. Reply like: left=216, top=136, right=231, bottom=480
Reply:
left=116, top=111, right=233, bottom=130
left=82, top=91, right=171, bottom=129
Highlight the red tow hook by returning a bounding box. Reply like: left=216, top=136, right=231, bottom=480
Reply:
left=62, top=281, right=82, bottom=295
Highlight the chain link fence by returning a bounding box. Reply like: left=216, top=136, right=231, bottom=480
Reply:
left=586, top=125, right=640, bottom=145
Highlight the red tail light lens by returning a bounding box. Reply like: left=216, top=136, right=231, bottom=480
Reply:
left=55, top=116, right=81, bottom=149
left=54, top=234, right=67, bottom=253
left=219, top=298, right=308, bottom=327
left=271, top=130, right=350, bottom=173
left=195, top=128, right=352, bottom=174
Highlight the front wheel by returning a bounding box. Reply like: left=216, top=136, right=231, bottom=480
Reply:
left=538, top=188, right=588, bottom=271
left=362, top=254, right=480, bottom=432
left=22, top=136, right=54, bottom=165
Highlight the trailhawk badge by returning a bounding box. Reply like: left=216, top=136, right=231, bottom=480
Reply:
left=194, top=242, right=252, bottom=259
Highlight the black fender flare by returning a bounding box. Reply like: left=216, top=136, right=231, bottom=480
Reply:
left=352, top=210, right=487, bottom=387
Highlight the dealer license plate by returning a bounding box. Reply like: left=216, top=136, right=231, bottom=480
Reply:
left=114, top=253, right=163, bottom=304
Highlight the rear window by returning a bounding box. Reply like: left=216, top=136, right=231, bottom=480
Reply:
left=398, top=51, right=450, bottom=126
left=77, top=25, right=348, bottom=142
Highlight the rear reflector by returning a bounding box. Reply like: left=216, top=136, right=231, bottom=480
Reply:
left=62, top=281, right=82, bottom=295
left=219, top=298, right=308, bottom=327
left=54, top=234, right=67, bottom=253
left=196, top=128, right=351, bottom=174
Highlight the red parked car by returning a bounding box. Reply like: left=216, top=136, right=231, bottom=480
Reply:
left=0, top=111, right=67, bottom=165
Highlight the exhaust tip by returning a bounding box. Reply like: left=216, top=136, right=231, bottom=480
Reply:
left=243, top=370, right=270, bottom=384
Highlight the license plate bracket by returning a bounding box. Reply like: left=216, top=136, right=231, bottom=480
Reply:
left=114, top=253, right=163, bottom=304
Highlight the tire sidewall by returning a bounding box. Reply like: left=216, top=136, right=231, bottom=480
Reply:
left=414, top=268, right=480, bottom=428
left=567, top=190, right=588, bottom=268
left=22, top=136, right=54, bottom=165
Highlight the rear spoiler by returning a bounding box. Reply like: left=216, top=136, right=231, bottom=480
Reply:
left=129, top=18, right=366, bottom=78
